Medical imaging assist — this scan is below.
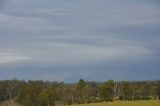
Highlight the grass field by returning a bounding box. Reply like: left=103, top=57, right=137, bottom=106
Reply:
left=70, top=100, right=160, bottom=106
left=2, top=100, right=160, bottom=106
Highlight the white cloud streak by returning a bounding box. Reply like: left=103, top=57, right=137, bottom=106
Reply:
left=21, top=36, right=152, bottom=66
left=0, top=52, right=28, bottom=64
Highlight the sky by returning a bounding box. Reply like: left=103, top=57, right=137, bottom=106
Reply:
left=0, top=0, right=160, bottom=82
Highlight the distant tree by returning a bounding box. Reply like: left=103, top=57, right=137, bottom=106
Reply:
left=16, top=81, right=42, bottom=106
left=156, top=80, right=160, bottom=99
left=6, top=79, right=22, bottom=100
left=77, top=79, right=86, bottom=92
left=0, top=81, right=6, bottom=105
left=120, top=81, right=133, bottom=100
left=0, top=79, right=159, bottom=105
left=38, top=89, right=56, bottom=106
left=86, top=81, right=97, bottom=97
left=99, top=80, right=114, bottom=101
left=76, top=79, right=87, bottom=103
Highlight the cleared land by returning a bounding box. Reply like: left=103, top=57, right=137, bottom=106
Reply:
left=70, top=100, right=160, bottom=106
left=2, top=100, right=160, bottom=106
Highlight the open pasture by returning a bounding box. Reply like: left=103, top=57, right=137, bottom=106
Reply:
left=70, top=100, right=160, bottom=106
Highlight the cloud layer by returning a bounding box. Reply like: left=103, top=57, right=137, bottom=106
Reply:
left=0, top=52, right=28, bottom=64
left=0, top=0, right=160, bottom=82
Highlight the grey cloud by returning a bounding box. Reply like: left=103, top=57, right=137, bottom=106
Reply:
left=0, top=0, right=159, bottom=81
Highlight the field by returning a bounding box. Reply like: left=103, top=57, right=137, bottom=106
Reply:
left=2, top=100, right=160, bottom=106
left=70, top=100, right=160, bottom=106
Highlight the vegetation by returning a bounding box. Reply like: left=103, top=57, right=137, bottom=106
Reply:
left=69, top=100, right=160, bottom=106
left=0, top=79, right=159, bottom=106
left=98, top=80, right=114, bottom=102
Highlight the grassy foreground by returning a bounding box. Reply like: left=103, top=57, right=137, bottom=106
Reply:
left=70, top=100, right=160, bottom=106
left=2, top=100, right=160, bottom=106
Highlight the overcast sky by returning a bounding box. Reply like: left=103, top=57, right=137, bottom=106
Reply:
left=0, top=0, right=160, bottom=82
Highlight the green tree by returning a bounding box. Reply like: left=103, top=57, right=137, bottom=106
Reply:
left=76, top=79, right=87, bottom=103
left=0, top=81, right=6, bottom=105
left=157, top=80, right=160, bottom=99
left=16, top=81, right=42, bottom=106
left=99, top=80, right=114, bottom=101
left=38, top=89, right=55, bottom=106
left=120, top=81, right=133, bottom=100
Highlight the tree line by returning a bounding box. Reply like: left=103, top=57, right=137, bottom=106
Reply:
left=0, top=79, right=159, bottom=106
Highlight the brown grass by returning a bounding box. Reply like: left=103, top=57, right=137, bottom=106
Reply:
left=1, top=100, right=20, bottom=106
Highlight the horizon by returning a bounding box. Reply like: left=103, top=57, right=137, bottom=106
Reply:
left=0, top=78, right=159, bottom=83
left=0, top=0, right=160, bottom=82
